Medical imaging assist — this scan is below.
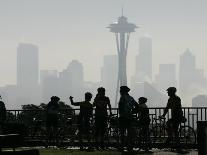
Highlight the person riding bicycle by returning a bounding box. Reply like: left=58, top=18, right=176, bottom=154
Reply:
left=93, top=87, right=112, bottom=150
left=69, top=92, right=93, bottom=150
left=0, top=95, right=6, bottom=134
left=118, top=86, right=138, bottom=152
left=46, top=96, right=60, bottom=139
left=160, top=87, right=184, bottom=151
left=137, top=97, right=152, bottom=152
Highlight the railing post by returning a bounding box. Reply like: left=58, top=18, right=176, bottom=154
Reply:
left=197, top=121, right=207, bottom=155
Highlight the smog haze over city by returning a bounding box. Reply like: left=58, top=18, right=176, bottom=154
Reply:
left=0, top=0, right=207, bottom=109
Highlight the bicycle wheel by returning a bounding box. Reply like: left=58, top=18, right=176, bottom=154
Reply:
left=150, top=126, right=168, bottom=144
left=179, top=126, right=196, bottom=145
left=136, top=127, right=152, bottom=151
left=105, top=126, right=119, bottom=148
left=56, top=128, right=68, bottom=149
left=56, top=127, right=76, bottom=149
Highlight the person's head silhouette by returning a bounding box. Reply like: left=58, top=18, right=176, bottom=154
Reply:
left=138, top=97, right=147, bottom=104
left=97, top=87, right=105, bottom=97
left=85, top=92, right=92, bottom=101
left=51, top=96, right=60, bottom=102
left=166, top=87, right=177, bottom=97
left=120, top=86, right=130, bottom=95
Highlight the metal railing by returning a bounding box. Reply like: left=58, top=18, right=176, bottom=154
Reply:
left=3, top=107, right=207, bottom=148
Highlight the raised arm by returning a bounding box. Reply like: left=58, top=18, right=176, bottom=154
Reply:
left=69, top=96, right=80, bottom=106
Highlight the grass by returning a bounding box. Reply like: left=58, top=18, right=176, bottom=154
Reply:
left=40, top=149, right=122, bottom=155
left=2, top=148, right=198, bottom=155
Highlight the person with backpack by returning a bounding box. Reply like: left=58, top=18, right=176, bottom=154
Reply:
left=118, top=86, right=138, bottom=152
left=159, top=87, right=185, bottom=153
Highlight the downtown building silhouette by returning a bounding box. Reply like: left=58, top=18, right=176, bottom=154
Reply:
left=16, top=43, right=41, bottom=107
left=179, top=49, right=207, bottom=104
left=135, top=36, right=152, bottom=82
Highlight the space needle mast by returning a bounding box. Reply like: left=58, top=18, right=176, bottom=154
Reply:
left=108, top=9, right=138, bottom=107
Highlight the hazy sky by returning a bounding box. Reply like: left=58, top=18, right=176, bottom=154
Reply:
left=0, top=0, right=207, bottom=86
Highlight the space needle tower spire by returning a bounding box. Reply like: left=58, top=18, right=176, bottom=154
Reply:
left=108, top=10, right=138, bottom=107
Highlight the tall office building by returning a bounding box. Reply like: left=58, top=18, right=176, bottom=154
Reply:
left=155, top=64, right=177, bottom=91
left=40, top=70, right=59, bottom=103
left=16, top=43, right=40, bottom=105
left=179, top=49, right=207, bottom=98
left=17, top=43, right=39, bottom=87
left=136, top=36, right=152, bottom=81
left=130, top=81, right=166, bottom=107
left=101, top=55, right=118, bottom=106
left=67, top=60, right=84, bottom=99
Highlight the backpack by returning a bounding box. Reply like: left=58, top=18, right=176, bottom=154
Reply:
left=122, top=96, right=134, bottom=118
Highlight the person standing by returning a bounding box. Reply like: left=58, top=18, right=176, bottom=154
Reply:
left=69, top=92, right=93, bottom=150
left=160, top=87, right=184, bottom=152
left=118, top=86, right=138, bottom=152
left=0, top=95, right=6, bottom=134
left=46, top=96, right=60, bottom=140
left=137, top=97, right=152, bottom=152
left=93, top=87, right=112, bottom=150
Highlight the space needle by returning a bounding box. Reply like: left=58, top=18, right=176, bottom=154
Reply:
left=108, top=10, right=138, bottom=106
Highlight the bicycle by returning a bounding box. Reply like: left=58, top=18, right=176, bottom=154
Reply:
left=56, top=114, right=78, bottom=149
left=27, top=117, right=47, bottom=141
left=131, top=115, right=152, bottom=152
left=105, top=114, right=120, bottom=149
left=150, top=117, right=196, bottom=148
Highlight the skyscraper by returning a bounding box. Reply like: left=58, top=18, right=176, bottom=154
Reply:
left=179, top=49, right=207, bottom=99
left=40, top=70, right=59, bottom=103
left=101, top=55, right=118, bottom=106
left=136, top=36, right=152, bottom=81
left=16, top=43, right=40, bottom=105
left=67, top=60, right=84, bottom=99
left=155, top=64, right=177, bottom=91
left=17, top=43, right=39, bottom=88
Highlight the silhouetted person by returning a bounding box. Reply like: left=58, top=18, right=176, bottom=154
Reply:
left=160, top=87, right=183, bottom=152
left=46, top=96, right=60, bottom=139
left=137, top=97, right=152, bottom=153
left=0, top=95, right=6, bottom=134
left=118, top=86, right=138, bottom=152
left=69, top=92, right=93, bottom=150
left=93, top=87, right=112, bottom=150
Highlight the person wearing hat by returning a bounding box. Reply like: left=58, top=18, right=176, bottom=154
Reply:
left=160, top=87, right=184, bottom=152
left=69, top=92, right=93, bottom=150
left=137, top=97, right=151, bottom=153
left=118, top=86, right=138, bottom=152
left=46, top=96, right=60, bottom=141
left=93, top=87, right=112, bottom=150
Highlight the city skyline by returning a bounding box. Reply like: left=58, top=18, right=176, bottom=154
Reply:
left=0, top=41, right=206, bottom=108
left=0, top=1, right=207, bottom=86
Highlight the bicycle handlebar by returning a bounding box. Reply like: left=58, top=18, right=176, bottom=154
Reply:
left=153, top=117, right=166, bottom=121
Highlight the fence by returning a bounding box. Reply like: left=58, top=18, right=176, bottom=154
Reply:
left=3, top=107, right=207, bottom=148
